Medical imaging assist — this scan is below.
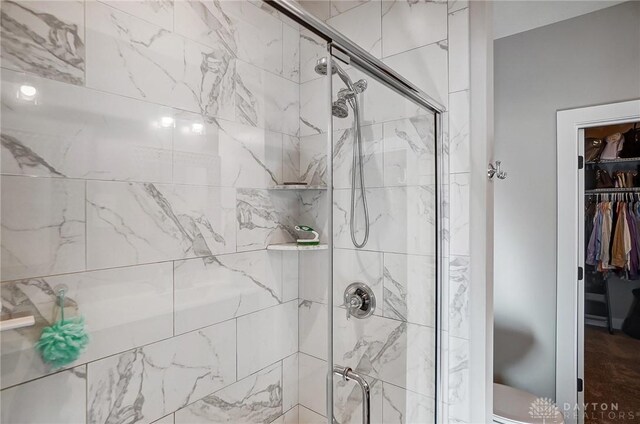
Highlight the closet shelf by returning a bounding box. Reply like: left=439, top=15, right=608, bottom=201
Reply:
left=267, top=243, right=328, bottom=251
left=586, top=157, right=640, bottom=165
left=585, top=187, right=640, bottom=194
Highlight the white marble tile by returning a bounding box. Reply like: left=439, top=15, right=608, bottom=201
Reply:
left=448, top=336, right=470, bottom=422
left=1, top=70, right=173, bottom=183
left=0, top=366, right=86, bottom=424
left=174, top=250, right=283, bottom=334
left=300, top=133, right=328, bottom=185
left=449, top=173, right=469, bottom=256
left=334, top=124, right=384, bottom=189
left=299, top=405, right=326, bottom=423
left=172, top=113, right=222, bottom=186
left=331, top=0, right=371, bottom=17
left=283, top=23, right=300, bottom=82
left=327, top=1, right=382, bottom=59
left=382, top=383, right=435, bottom=424
left=298, top=300, right=327, bottom=359
left=1, top=263, right=173, bottom=389
left=236, top=301, right=298, bottom=379
left=449, top=90, right=469, bottom=173
left=271, top=406, right=299, bottom=424
left=85, top=2, right=235, bottom=120
left=300, top=77, right=330, bottom=137
left=86, top=181, right=236, bottom=269
left=233, top=1, right=283, bottom=76
left=333, top=311, right=436, bottom=397
left=299, top=250, right=329, bottom=303
left=152, top=415, right=174, bottom=424
left=1, top=176, right=85, bottom=281
left=448, top=8, right=469, bottom=93
left=381, top=0, right=447, bottom=58
left=282, top=251, right=299, bottom=302
left=173, top=0, right=236, bottom=51
left=333, top=186, right=436, bottom=255
left=283, top=135, right=301, bottom=184
left=383, top=42, right=449, bottom=110
left=334, top=375, right=383, bottom=424
left=283, top=353, right=299, bottom=412
left=334, top=248, right=383, bottom=315
left=448, top=0, right=468, bottom=14
left=88, top=320, right=236, bottom=424
left=0, top=1, right=85, bottom=85
left=299, top=189, right=330, bottom=242
left=235, top=60, right=299, bottom=136
left=383, top=253, right=436, bottom=327
left=236, top=189, right=299, bottom=251
left=175, top=362, right=283, bottom=424
left=449, top=256, right=469, bottom=339
left=298, top=353, right=327, bottom=416
left=299, top=1, right=332, bottom=21
left=299, top=29, right=328, bottom=84
left=383, top=115, right=436, bottom=187
left=100, top=0, right=174, bottom=29
left=218, top=120, right=282, bottom=188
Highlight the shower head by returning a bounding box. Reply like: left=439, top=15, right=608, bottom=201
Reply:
left=332, top=98, right=349, bottom=118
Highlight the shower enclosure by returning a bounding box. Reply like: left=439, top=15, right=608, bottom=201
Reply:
left=0, top=1, right=443, bottom=423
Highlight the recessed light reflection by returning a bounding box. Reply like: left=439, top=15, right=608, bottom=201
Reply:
left=160, top=116, right=174, bottom=128
left=17, top=84, right=37, bottom=101
left=191, top=123, right=204, bottom=135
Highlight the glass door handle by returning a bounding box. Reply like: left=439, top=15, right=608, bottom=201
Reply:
left=333, top=365, right=370, bottom=424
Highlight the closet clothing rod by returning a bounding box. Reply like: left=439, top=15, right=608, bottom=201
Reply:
left=585, top=188, right=640, bottom=194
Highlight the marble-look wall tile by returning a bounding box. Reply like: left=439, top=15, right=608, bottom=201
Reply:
left=334, top=248, right=384, bottom=316
left=448, top=336, right=470, bottom=422
left=175, top=362, right=283, bottom=424
left=383, top=115, right=436, bottom=187
left=85, top=2, right=234, bottom=120
left=1, top=263, right=173, bottom=389
left=283, top=23, right=300, bottom=82
left=218, top=120, right=282, bottom=188
left=449, top=90, right=470, bottom=173
left=334, top=124, right=384, bottom=189
left=299, top=190, right=329, bottom=242
left=271, top=406, right=299, bottom=424
left=298, top=300, right=327, bottom=359
left=1, top=70, right=173, bottom=183
left=236, top=60, right=299, bottom=136
left=382, top=382, right=435, bottom=424
left=383, top=253, right=436, bottom=327
left=383, top=42, right=449, bottom=110
left=152, top=414, right=175, bottom=424
left=233, top=1, right=283, bottom=76
left=299, top=250, right=329, bottom=303
left=299, top=1, right=332, bottom=21
left=299, top=30, right=327, bottom=84
left=331, top=0, right=371, bottom=17
left=449, top=173, right=469, bottom=256
left=333, top=186, right=436, bottom=255
left=236, top=301, right=298, bottom=379
left=333, top=310, right=436, bottom=397
left=88, top=320, right=236, bottom=424
left=0, top=366, right=86, bottom=424
left=282, top=251, right=299, bottom=302
left=87, top=181, right=236, bottom=269
left=283, top=134, right=301, bottom=184
left=236, top=189, right=298, bottom=251
left=173, top=0, right=236, bottom=54
left=172, top=113, right=222, bottom=186
left=449, top=256, right=469, bottom=339
left=381, top=0, right=447, bottom=58
left=448, top=0, right=468, bottom=15
left=298, top=353, right=327, bottom=416
left=334, top=375, right=383, bottom=424
left=282, top=353, right=299, bottom=411
left=174, top=250, right=283, bottom=335
left=100, top=0, right=174, bottom=30
left=448, top=8, right=470, bottom=93
left=0, top=1, right=85, bottom=85
left=300, top=77, right=329, bottom=137
left=327, top=1, right=382, bottom=59
left=299, top=405, right=326, bottom=423
left=1, top=176, right=85, bottom=281
left=300, top=133, right=328, bottom=186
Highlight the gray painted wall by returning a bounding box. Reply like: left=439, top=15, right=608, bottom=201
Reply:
left=493, top=1, right=640, bottom=399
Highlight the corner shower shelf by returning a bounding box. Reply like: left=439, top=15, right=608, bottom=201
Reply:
left=266, top=243, right=328, bottom=251
left=268, top=185, right=327, bottom=190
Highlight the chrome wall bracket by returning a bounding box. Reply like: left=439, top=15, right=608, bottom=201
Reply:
left=488, top=160, right=507, bottom=180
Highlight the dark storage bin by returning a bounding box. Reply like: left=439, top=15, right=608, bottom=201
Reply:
left=622, top=288, right=640, bottom=339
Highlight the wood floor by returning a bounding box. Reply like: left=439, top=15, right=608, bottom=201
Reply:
left=585, top=326, right=640, bottom=423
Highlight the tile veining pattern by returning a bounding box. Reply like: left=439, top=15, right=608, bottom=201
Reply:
left=1, top=1, right=303, bottom=423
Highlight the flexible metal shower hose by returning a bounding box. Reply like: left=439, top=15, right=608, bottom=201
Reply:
left=348, top=95, right=369, bottom=248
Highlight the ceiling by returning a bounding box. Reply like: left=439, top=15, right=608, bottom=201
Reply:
left=493, top=0, right=627, bottom=39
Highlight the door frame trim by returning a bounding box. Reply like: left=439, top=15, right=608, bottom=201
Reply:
left=556, top=99, right=640, bottom=424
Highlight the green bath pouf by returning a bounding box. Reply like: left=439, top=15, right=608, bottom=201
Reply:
left=36, top=290, right=89, bottom=369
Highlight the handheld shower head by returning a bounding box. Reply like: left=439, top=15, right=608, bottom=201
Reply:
left=332, top=98, right=349, bottom=118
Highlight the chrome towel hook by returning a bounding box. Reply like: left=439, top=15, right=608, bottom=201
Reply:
left=488, top=161, right=507, bottom=180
